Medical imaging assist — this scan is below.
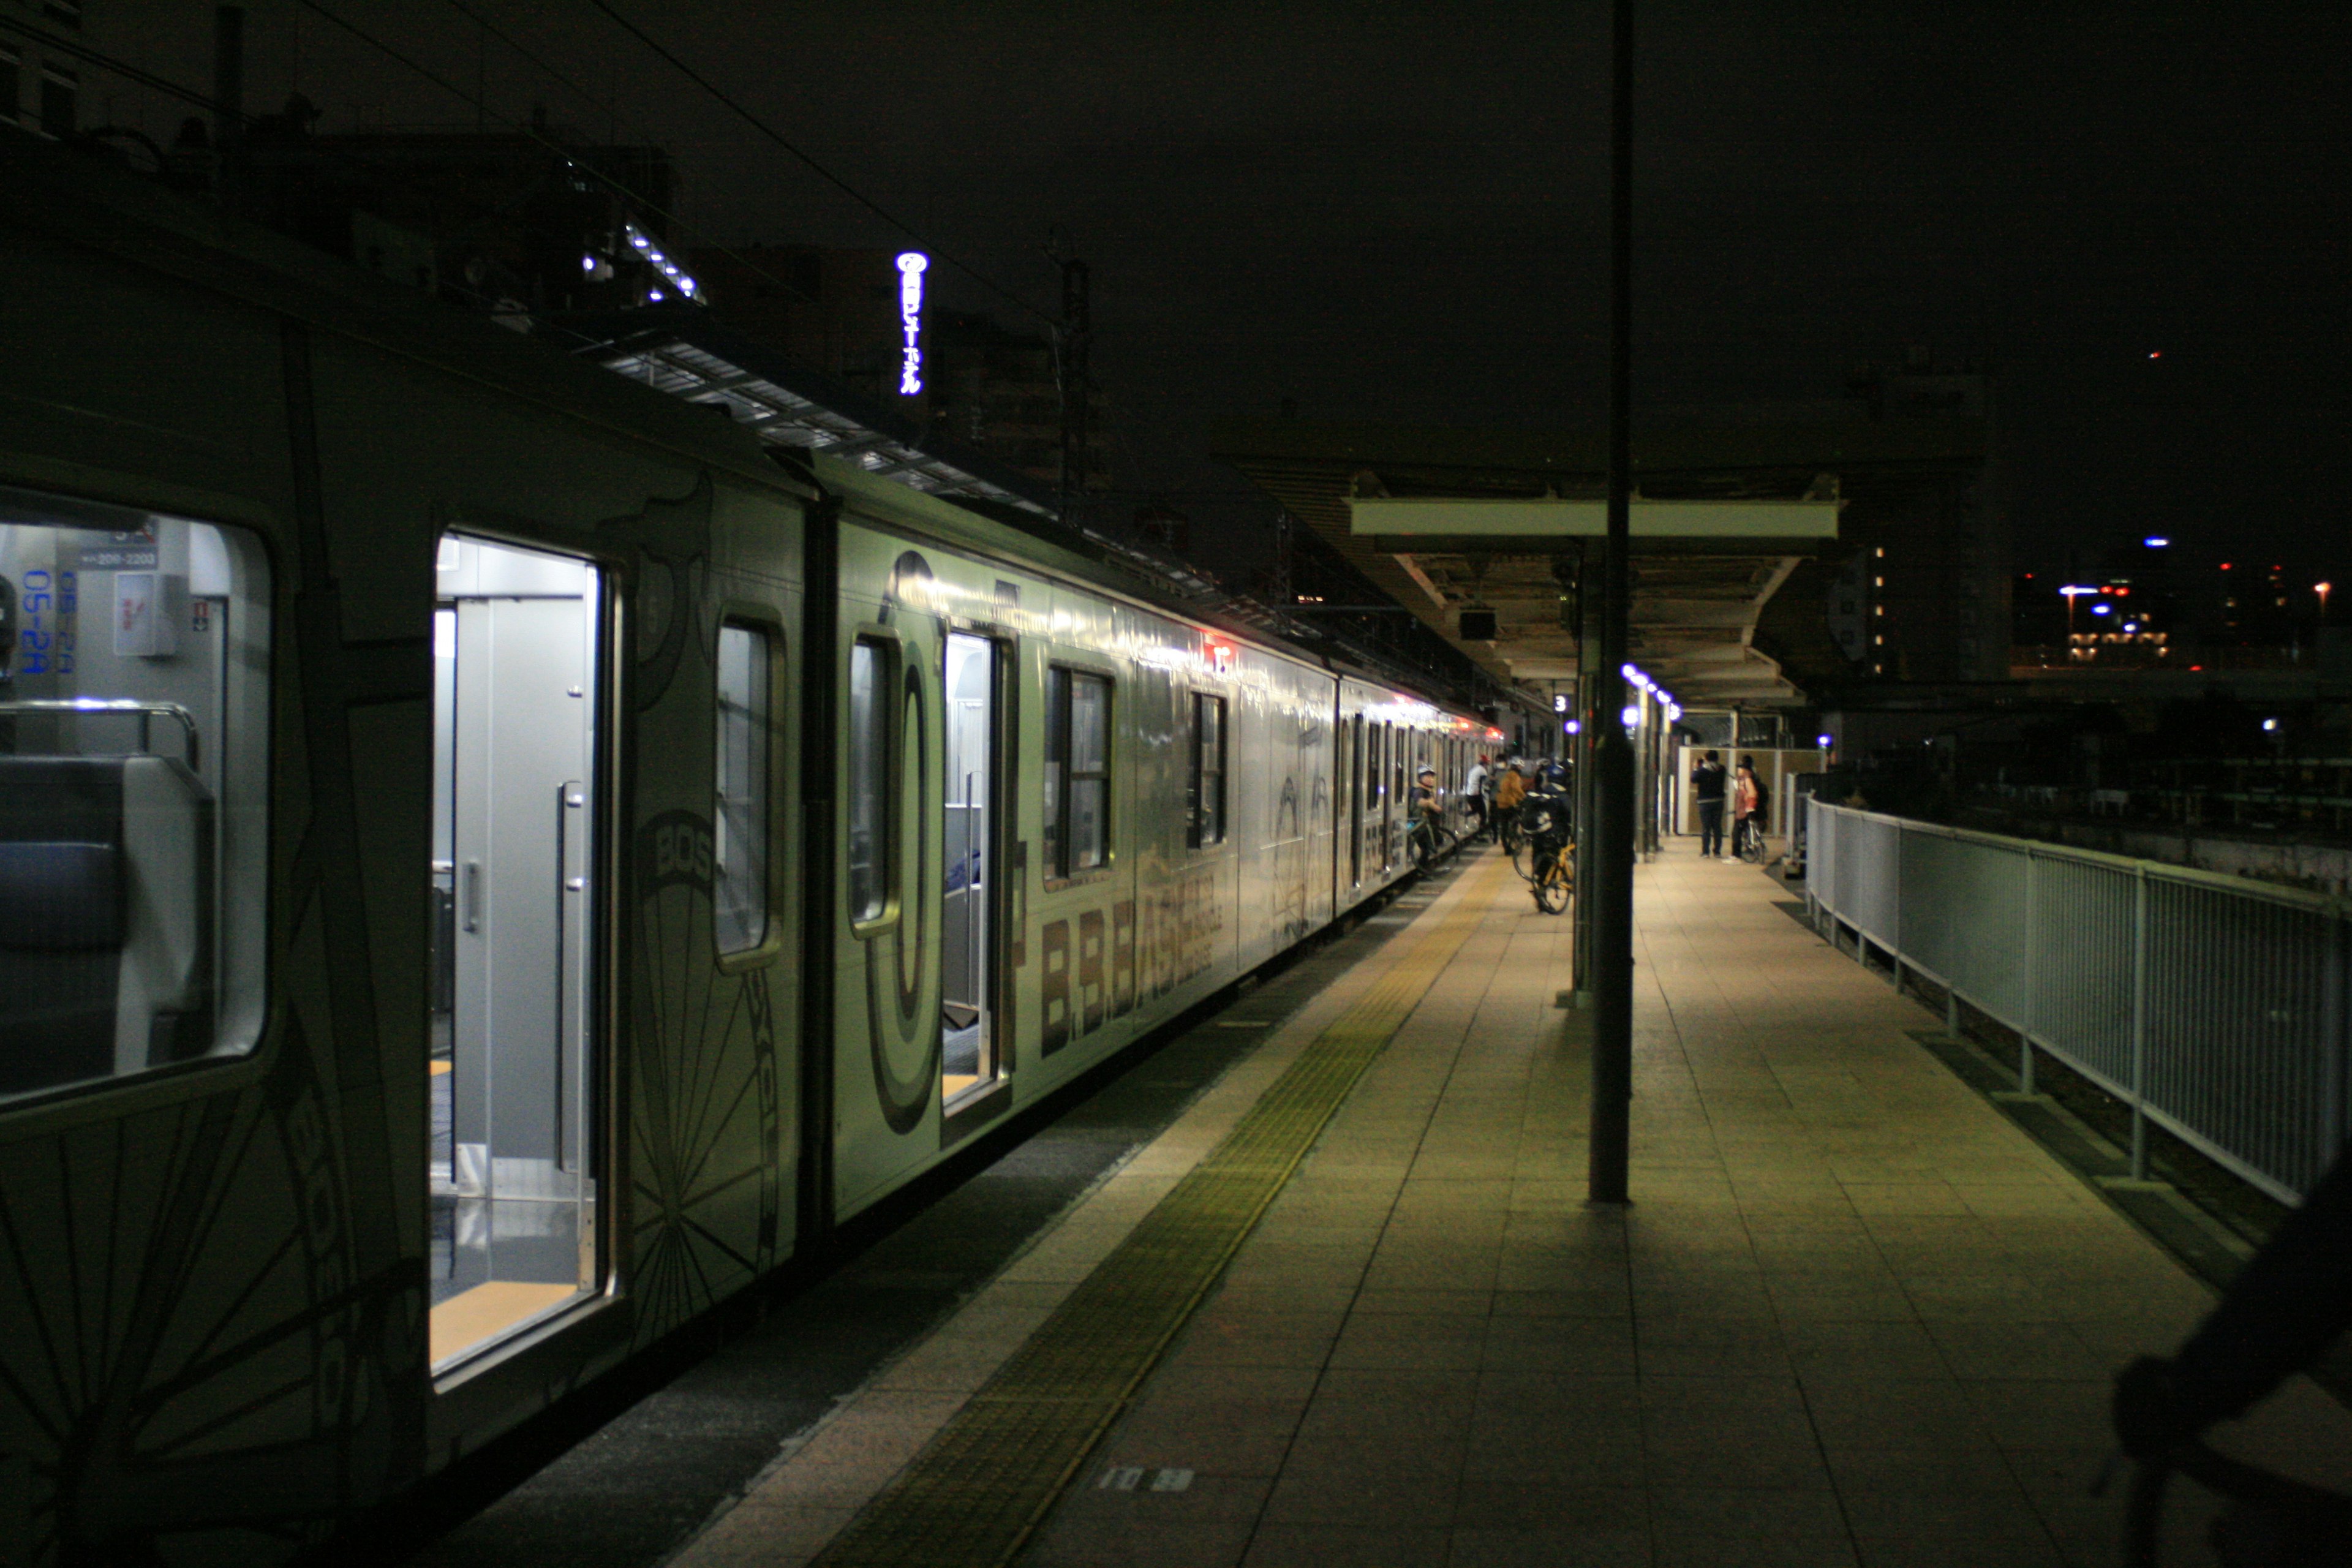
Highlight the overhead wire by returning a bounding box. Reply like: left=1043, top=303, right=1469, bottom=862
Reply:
left=584, top=0, right=1060, bottom=329
left=439, top=0, right=659, bottom=156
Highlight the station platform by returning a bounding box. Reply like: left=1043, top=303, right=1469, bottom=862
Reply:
left=498, top=846, right=2352, bottom=1568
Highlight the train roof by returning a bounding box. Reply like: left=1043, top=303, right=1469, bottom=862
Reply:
left=0, top=130, right=1488, bottom=724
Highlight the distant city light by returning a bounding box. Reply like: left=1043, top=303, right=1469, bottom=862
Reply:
left=1621, top=704, right=1641, bottom=729
left=2143, top=536, right=2170, bottom=548
left=2221, top=562, right=2234, bottom=571
left=581, top=254, right=597, bottom=274
left=2263, top=718, right=2281, bottom=733
left=2060, top=585, right=2096, bottom=597
left=1564, top=719, right=1581, bottom=735
left=2090, top=605, right=2112, bottom=616
left=895, top=253, right=929, bottom=394
left=2149, top=350, right=2163, bottom=359
left=1816, top=734, right=1833, bottom=750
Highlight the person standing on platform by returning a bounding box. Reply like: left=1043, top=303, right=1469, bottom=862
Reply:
left=1732, top=755, right=1764, bottom=859
left=1493, top=757, right=1528, bottom=850
left=1464, top=754, right=1491, bottom=843
left=1692, top=748, right=1728, bottom=858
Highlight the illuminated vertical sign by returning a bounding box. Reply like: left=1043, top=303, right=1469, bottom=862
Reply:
left=896, top=252, right=928, bottom=394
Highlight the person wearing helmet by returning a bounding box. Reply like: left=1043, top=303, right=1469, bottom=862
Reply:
left=1493, top=758, right=1528, bottom=850
left=1409, top=766, right=1445, bottom=863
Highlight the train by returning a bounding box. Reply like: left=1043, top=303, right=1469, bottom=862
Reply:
left=0, top=132, right=1498, bottom=1564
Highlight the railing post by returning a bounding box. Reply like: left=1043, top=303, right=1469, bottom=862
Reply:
left=2326, top=913, right=2348, bottom=1166
left=2021, top=849, right=2038, bottom=1095
left=2130, top=864, right=2150, bottom=1180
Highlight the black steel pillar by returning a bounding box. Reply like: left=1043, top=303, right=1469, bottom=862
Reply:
left=1588, top=0, right=1636, bottom=1206
left=1572, top=541, right=1599, bottom=998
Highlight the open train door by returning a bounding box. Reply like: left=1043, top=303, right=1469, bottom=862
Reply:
left=428, top=534, right=603, bottom=1372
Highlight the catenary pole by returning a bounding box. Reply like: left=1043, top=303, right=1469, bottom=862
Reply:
left=1588, top=0, right=1636, bottom=1205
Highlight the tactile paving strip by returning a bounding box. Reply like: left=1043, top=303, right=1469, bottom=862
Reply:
left=807, top=860, right=1502, bottom=1567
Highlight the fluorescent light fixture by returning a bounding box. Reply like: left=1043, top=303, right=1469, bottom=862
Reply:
left=1565, top=719, right=1581, bottom=734
left=2144, top=537, right=2170, bottom=548
left=2090, top=604, right=2111, bottom=616
left=1621, top=704, right=1641, bottom=729
left=1816, top=734, right=1833, bottom=749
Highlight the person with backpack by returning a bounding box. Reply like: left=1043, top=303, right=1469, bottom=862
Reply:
left=1493, top=757, right=1528, bottom=850
left=1464, top=754, right=1492, bottom=843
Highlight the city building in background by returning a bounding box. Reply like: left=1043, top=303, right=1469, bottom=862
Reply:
left=1, top=0, right=83, bottom=144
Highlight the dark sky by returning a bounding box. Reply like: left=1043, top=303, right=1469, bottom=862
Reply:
left=111, top=2, right=2350, bottom=567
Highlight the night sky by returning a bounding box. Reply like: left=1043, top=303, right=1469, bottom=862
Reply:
left=110, top=2, right=2350, bottom=568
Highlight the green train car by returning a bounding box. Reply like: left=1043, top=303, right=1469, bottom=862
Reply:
left=0, top=131, right=1494, bottom=1564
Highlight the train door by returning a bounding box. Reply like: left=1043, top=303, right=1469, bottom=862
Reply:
left=1346, top=714, right=1362, bottom=887
left=1379, top=722, right=1394, bottom=870
left=941, top=631, right=1003, bottom=1102
left=428, top=535, right=601, bottom=1373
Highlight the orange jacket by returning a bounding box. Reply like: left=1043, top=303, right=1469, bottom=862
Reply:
left=1494, top=770, right=1527, bottom=809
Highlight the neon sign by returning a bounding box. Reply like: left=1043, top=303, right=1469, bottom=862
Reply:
left=896, top=252, right=928, bottom=394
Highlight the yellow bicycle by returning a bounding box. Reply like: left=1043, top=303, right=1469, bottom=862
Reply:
left=1520, top=834, right=1574, bottom=914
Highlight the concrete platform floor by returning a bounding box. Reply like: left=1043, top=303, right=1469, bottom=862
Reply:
left=680, top=846, right=2352, bottom=1568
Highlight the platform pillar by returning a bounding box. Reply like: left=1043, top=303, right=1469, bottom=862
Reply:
left=1588, top=0, right=1637, bottom=1206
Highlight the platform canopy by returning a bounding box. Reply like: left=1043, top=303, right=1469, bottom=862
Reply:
left=1349, top=497, right=1839, bottom=553
left=1213, top=418, right=1983, bottom=711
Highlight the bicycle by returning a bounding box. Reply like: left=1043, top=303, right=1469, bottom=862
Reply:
left=1732, top=817, right=1766, bottom=863
left=1518, top=834, right=1574, bottom=914
left=1407, top=814, right=1453, bottom=866
left=2109, top=1430, right=2352, bottom=1566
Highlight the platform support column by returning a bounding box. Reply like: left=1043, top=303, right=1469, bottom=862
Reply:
left=1588, top=0, right=1637, bottom=1207
left=1572, top=543, right=1599, bottom=1002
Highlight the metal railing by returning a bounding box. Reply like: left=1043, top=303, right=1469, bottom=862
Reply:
left=1807, top=801, right=2347, bottom=1204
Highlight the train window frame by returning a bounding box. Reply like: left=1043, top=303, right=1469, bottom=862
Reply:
left=1042, top=662, right=1114, bottom=884
left=0, top=485, right=274, bottom=1112
left=1186, top=690, right=1227, bottom=850
left=712, top=611, right=784, bottom=968
left=847, top=628, right=902, bottom=936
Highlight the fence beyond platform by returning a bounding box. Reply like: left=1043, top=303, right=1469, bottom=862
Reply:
left=1806, top=801, right=2348, bottom=1204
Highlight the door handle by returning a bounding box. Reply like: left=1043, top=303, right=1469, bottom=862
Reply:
left=462, top=861, right=482, bottom=932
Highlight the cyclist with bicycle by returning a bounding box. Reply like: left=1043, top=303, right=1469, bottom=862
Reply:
left=2109, top=1142, right=2352, bottom=1564
left=1516, top=763, right=1575, bottom=913
left=1732, top=755, right=1770, bottom=861
left=1407, top=766, right=1447, bottom=863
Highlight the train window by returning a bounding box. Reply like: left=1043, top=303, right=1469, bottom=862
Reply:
left=713, top=622, right=772, bottom=956
left=848, top=638, right=893, bottom=924
left=0, top=488, right=270, bottom=1105
left=1044, top=667, right=1111, bottom=878
left=1188, top=692, right=1226, bottom=848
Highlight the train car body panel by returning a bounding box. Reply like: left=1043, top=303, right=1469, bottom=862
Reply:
left=0, top=134, right=1492, bottom=1566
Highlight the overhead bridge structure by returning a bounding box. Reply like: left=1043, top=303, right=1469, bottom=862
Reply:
left=1211, top=418, right=1984, bottom=714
